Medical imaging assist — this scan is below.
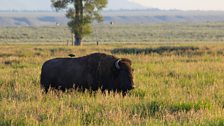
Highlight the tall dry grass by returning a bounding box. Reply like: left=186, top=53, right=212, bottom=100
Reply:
left=0, top=44, right=223, bottom=125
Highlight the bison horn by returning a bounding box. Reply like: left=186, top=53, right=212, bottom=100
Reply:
left=115, top=59, right=121, bottom=69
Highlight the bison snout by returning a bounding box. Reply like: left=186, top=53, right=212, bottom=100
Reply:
left=131, top=86, right=135, bottom=90
left=128, top=85, right=135, bottom=90
left=132, top=85, right=136, bottom=89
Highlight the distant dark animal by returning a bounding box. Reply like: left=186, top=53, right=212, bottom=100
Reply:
left=68, top=54, right=75, bottom=57
left=40, top=53, right=134, bottom=94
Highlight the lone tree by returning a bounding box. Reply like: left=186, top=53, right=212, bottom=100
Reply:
left=51, top=0, right=108, bottom=46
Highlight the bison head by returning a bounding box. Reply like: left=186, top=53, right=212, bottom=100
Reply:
left=114, top=58, right=134, bottom=94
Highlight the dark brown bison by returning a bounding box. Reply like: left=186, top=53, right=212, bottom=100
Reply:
left=40, top=53, right=134, bottom=94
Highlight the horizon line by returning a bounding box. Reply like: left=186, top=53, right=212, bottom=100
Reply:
left=1, top=8, right=224, bottom=12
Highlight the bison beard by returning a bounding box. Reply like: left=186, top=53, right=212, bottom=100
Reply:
left=40, top=53, right=134, bottom=94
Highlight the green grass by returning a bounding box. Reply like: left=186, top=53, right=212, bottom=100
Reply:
left=0, top=43, right=223, bottom=125
left=1, top=22, right=224, bottom=44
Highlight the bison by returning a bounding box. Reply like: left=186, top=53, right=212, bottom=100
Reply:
left=40, top=53, right=134, bottom=94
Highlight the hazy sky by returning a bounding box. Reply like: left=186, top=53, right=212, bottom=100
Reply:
left=0, top=0, right=52, bottom=10
left=0, top=0, right=223, bottom=11
left=129, top=0, right=224, bottom=10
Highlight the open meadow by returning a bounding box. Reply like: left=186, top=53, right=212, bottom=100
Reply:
left=0, top=22, right=224, bottom=125
left=0, top=22, right=224, bottom=44
left=0, top=42, right=224, bottom=125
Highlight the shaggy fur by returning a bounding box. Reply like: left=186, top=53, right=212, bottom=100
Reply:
left=40, top=53, right=134, bottom=94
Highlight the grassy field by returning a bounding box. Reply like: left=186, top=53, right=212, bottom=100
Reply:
left=1, top=22, right=224, bottom=44
left=0, top=43, right=224, bottom=125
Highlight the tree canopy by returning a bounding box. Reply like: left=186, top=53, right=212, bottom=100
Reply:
left=51, top=0, right=108, bottom=45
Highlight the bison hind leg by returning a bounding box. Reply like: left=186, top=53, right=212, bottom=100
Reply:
left=40, top=78, right=50, bottom=93
left=41, top=84, right=49, bottom=93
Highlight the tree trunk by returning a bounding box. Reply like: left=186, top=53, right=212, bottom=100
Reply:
left=73, top=0, right=82, bottom=46
left=74, top=34, right=82, bottom=46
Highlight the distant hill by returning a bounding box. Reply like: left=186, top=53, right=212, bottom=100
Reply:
left=105, top=0, right=146, bottom=10
left=0, top=11, right=68, bottom=26
left=1, top=10, right=224, bottom=26
left=102, top=10, right=224, bottom=24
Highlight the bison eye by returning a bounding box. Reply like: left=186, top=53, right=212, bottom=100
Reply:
left=132, top=68, right=134, bottom=72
